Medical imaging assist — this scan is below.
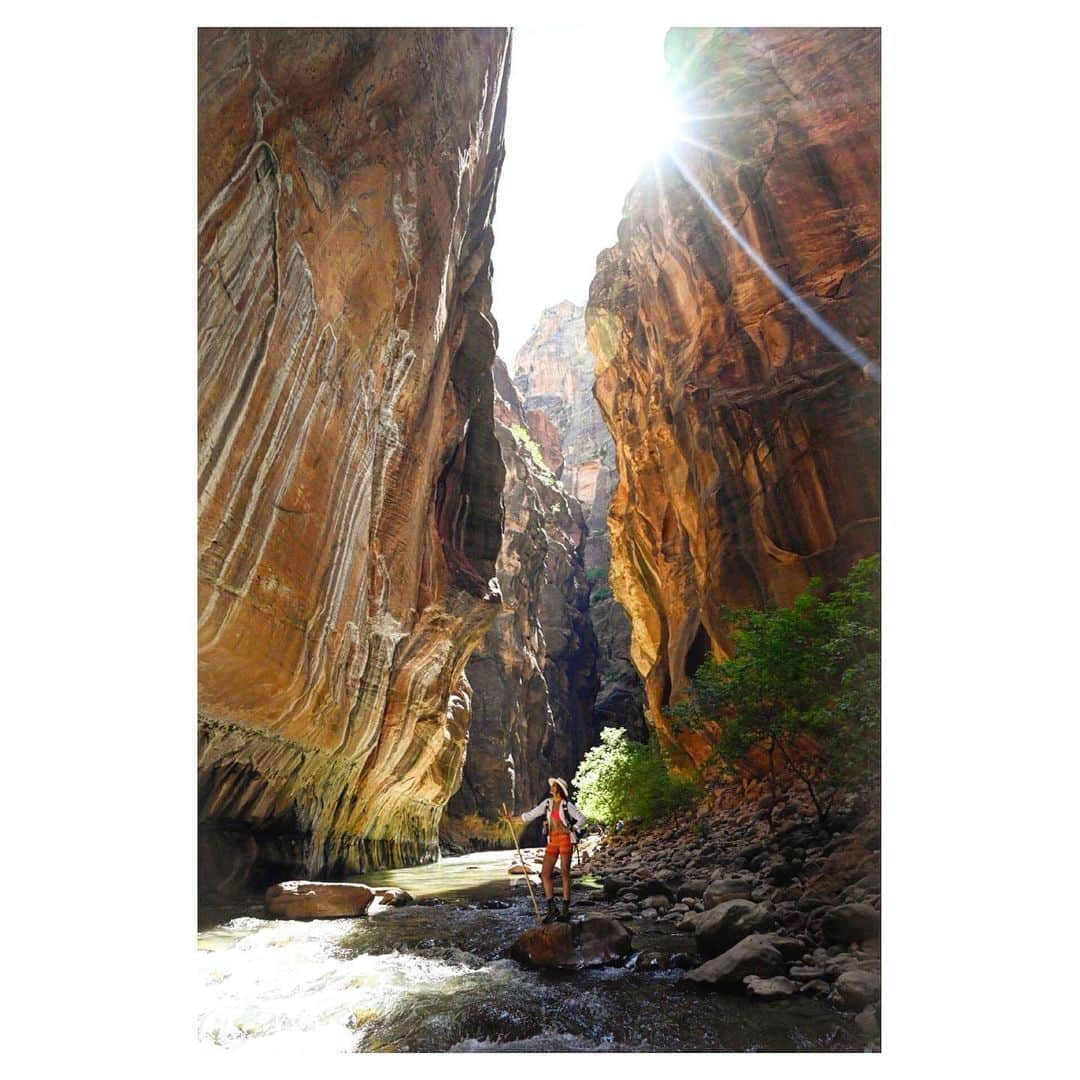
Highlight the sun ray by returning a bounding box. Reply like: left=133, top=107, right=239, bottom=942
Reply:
left=668, top=148, right=881, bottom=383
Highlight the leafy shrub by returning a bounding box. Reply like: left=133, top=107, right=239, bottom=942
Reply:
left=666, top=555, right=880, bottom=824
left=586, top=567, right=608, bottom=584
left=589, top=586, right=613, bottom=604
left=572, top=727, right=702, bottom=827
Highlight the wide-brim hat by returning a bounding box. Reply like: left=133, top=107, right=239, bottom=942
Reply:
left=547, top=777, right=569, bottom=797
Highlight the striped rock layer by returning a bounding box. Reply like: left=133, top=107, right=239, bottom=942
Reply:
left=586, top=28, right=881, bottom=765
left=197, top=28, right=510, bottom=894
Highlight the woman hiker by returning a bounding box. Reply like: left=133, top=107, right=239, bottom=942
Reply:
left=510, top=778, right=587, bottom=924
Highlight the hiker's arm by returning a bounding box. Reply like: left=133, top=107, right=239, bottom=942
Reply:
left=520, top=801, right=547, bottom=824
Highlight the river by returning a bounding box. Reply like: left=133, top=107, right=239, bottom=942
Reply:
left=197, top=849, right=864, bottom=1052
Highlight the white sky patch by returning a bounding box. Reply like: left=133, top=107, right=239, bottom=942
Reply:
left=491, top=25, right=673, bottom=369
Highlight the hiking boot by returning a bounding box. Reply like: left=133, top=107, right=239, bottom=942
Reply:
left=558, top=899, right=571, bottom=923
left=542, top=898, right=559, bottom=924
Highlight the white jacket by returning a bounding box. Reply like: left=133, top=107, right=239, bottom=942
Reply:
left=521, top=797, right=587, bottom=840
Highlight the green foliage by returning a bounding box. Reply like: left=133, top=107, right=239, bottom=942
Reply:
left=508, top=423, right=552, bottom=478
left=589, top=586, right=613, bottom=604
left=586, top=566, right=608, bottom=584
left=572, top=727, right=702, bottom=827
left=666, top=555, right=880, bottom=824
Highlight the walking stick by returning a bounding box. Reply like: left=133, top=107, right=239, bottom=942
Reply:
left=501, top=803, right=542, bottom=924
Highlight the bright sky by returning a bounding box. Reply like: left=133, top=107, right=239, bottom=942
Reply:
left=491, top=25, right=674, bottom=369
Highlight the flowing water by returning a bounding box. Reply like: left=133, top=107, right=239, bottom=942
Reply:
left=197, top=849, right=864, bottom=1052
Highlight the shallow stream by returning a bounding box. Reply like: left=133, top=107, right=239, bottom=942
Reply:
left=197, top=849, right=862, bottom=1052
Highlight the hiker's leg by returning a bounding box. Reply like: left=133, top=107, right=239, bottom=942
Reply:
left=559, top=847, right=572, bottom=900
left=541, top=848, right=557, bottom=900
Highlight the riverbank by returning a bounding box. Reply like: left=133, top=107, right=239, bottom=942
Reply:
left=575, top=780, right=882, bottom=1045
left=197, top=843, right=871, bottom=1051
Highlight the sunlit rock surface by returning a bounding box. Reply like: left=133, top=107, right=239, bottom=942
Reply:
left=441, top=359, right=599, bottom=850
left=513, top=302, right=646, bottom=739
left=586, top=28, right=881, bottom=766
left=198, top=28, right=510, bottom=894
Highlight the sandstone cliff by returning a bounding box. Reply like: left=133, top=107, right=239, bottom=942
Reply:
left=441, top=360, right=599, bottom=850
left=513, top=302, right=646, bottom=739
left=197, top=28, right=510, bottom=895
left=586, top=28, right=881, bottom=766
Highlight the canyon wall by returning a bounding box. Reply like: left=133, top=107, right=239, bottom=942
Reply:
left=441, top=359, right=599, bottom=850
left=513, top=303, right=646, bottom=739
left=586, top=28, right=881, bottom=766
left=197, top=28, right=510, bottom=895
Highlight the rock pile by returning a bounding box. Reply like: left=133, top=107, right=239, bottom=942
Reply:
left=579, top=784, right=881, bottom=1045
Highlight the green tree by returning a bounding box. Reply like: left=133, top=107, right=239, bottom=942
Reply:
left=666, top=555, right=880, bottom=825
left=572, top=726, right=701, bottom=827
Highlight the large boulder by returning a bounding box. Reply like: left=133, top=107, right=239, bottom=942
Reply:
left=822, top=903, right=881, bottom=944
left=265, top=880, right=375, bottom=919
left=695, top=899, right=779, bottom=959
left=511, top=917, right=632, bottom=970
left=683, top=933, right=787, bottom=990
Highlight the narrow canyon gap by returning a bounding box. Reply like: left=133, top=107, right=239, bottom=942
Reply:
left=197, top=25, right=880, bottom=894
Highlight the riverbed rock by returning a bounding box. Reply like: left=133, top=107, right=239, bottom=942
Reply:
left=371, top=887, right=413, bottom=906
left=265, top=881, right=375, bottom=919
left=510, top=917, right=632, bottom=970
left=677, top=878, right=709, bottom=900
left=743, top=975, right=797, bottom=1000
left=834, top=969, right=882, bottom=1010
left=703, top=878, right=753, bottom=909
left=683, top=934, right=787, bottom=990
left=822, top=903, right=881, bottom=944
left=695, top=899, right=779, bottom=959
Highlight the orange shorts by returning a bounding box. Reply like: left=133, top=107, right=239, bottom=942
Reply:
left=544, top=832, right=573, bottom=859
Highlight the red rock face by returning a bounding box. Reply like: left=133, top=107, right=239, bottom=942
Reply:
left=586, top=28, right=880, bottom=765
left=513, top=302, right=647, bottom=739
left=441, top=359, right=599, bottom=850
left=197, top=29, right=510, bottom=893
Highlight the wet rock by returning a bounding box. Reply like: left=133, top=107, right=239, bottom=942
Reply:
left=743, top=975, right=798, bottom=1000
left=642, top=894, right=671, bottom=912
left=683, top=933, right=786, bottom=990
left=372, top=887, right=412, bottom=906
left=265, top=881, right=375, bottom=919
left=822, top=903, right=881, bottom=944
left=695, top=899, right=779, bottom=959
left=510, top=917, right=632, bottom=970
left=834, top=969, right=882, bottom=1010
left=800, top=979, right=832, bottom=998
